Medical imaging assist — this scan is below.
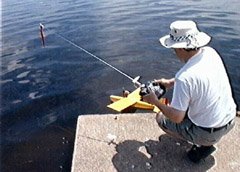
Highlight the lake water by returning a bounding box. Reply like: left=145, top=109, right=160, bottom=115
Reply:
left=1, top=0, right=240, bottom=171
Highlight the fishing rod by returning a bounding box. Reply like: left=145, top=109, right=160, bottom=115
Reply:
left=39, top=23, right=166, bottom=98
left=40, top=23, right=141, bottom=87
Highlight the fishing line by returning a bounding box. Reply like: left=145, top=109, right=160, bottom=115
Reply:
left=40, top=23, right=141, bottom=85
left=54, top=32, right=135, bottom=82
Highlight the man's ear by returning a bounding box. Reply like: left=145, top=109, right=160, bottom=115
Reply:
left=181, top=48, right=187, bottom=52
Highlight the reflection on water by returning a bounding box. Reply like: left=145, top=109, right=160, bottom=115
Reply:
left=38, top=113, right=58, bottom=127
left=16, top=71, right=31, bottom=79
left=2, top=0, right=240, bottom=171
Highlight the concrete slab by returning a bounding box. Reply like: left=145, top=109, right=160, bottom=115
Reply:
left=71, top=113, right=240, bottom=172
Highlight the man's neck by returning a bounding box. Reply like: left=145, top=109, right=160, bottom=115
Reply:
left=184, top=49, right=201, bottom=63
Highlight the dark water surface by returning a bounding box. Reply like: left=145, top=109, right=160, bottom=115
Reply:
left=1, top=0, right=240, bottom=171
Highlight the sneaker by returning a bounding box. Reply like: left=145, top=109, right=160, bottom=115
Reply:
left=187, top=145, right=216, bottom=163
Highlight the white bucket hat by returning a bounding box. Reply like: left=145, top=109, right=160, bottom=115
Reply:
left=159, top=20, right=211, bottom=48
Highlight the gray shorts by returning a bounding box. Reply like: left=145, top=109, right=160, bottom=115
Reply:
left=157, top=114, right=235, bottom=146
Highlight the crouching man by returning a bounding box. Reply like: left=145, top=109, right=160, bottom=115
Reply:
left=142, top=20, right=236, bottom=163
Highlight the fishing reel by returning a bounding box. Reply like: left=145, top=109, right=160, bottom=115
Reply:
left=139, top=81, right=166, bottom=99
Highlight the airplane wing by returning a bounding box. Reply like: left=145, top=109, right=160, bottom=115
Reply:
left=107, top=88, right=141, bottom=112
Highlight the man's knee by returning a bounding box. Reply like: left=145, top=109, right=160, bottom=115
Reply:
left=156, top=112, right=167, bottom=131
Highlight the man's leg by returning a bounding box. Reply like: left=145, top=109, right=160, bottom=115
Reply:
left=156, top=113, right=216, bottom=163
left=156, top=112, right=235, bottom=163
left=156, top=113, right=185, bottom=140
left=155, top=112, right=195, bottom=143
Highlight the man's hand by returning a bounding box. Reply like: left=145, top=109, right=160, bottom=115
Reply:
left=154, top=78, right=175, bottom=89
left=142, top=91, right=159, bottom=106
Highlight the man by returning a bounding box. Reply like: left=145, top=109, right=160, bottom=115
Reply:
left=142, top=20, right=236, bottom=163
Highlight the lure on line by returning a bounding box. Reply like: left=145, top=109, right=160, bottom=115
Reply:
left=39, top=23, right=45, bottom=47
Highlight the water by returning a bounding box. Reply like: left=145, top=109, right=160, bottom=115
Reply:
left=1, top=0, right=240, bottom=171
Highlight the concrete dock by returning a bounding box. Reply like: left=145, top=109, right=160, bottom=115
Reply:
left=71, top=113, right=240, bottom=172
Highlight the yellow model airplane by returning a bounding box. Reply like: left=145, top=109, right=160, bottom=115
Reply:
left=107, top=88, right=168, bottom=113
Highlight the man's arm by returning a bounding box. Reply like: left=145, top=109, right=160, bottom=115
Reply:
left=154, top=78, right=175, bottom=89
left=153, top=99, right=186, bottom=123
left=142, top=91, right=186, bottom=123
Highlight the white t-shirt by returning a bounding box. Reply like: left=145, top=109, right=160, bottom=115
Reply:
left=171, top=46, right=236, bottom=128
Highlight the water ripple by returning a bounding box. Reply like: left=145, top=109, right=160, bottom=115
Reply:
left=2, top=0, right=240, bottom=170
